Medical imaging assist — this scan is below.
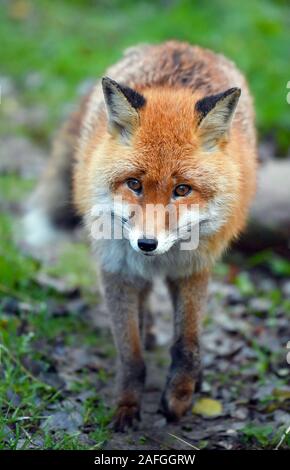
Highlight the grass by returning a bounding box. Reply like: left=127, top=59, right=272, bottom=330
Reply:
left=46, top=242, right=99, bottom=297
left=0, top=0, right=289, bottom=152
left=0, top=175, right=35, bottom=203
left=0, top=258, right=113, bottom=450
left=0, top=176, right=113, bottom=449
left=0, top=273, right=113, bottom=449
left=0, top=212, right=39, bottom=298
left=241, top=423, right=290, bottom=449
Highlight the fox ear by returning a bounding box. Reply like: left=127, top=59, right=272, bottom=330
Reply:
left=102, top=77, right=145, bottom=142
left=195, top=88, right=241, bottom=151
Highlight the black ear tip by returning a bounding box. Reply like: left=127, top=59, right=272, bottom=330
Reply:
left=102, top=76, right=113, bottom=88
left=229, top=87, right=241, bottom=98
left=102, top=76, right=121, bottom=93
left=101, top=77, right=109, bottom=92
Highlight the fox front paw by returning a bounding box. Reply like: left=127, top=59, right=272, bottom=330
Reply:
left=160, top=376, right=196, bottom=422
left=113, top=403, right=141, bottom=432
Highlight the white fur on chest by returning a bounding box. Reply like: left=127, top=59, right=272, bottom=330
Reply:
left=92, top=238, right=211, bottom=281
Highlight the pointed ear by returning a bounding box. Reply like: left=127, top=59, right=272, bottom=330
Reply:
left=102, top=77, right=145, bottom=142
left=195, top=87, right=241, bottom=151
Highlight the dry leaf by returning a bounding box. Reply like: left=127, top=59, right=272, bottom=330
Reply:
left=192, top=398, right=223, bottom=417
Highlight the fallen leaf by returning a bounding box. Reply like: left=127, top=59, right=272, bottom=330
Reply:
left=273, top=388, right=290, bottom=401
left=192, top=398, right=223, bottom=418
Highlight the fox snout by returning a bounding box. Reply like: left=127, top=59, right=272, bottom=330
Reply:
left=137, top=237, right=158, bottom=253
left=128, top=225, right=178, bottom=256
left=121, top=200, right=202, bottom=256
left=128, top=227, right=164, bottom=256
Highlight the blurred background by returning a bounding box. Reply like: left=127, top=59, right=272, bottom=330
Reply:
left=0, top=0, right=289, bottom=151
left=0, top=0, right=289, bottom=451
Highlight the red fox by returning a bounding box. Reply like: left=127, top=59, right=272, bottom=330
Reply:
left=24, top=41, right=257, bottom=431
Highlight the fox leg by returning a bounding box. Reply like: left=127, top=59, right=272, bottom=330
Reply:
left=138, top=285, right=156, bottom=351
left=102, top=271, right=148, bottom=431
left=144, top=308, right=157, bottom=351
left=161, top=270, right=209, bottom=421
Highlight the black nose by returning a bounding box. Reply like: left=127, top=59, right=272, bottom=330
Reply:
left=137, top=238, right=158, bottom=252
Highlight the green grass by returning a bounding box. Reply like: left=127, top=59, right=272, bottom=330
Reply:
left=0, top=176, right=112, bottom=449
left=0, top=304, right=113, bottom=449
left=0, top=0, right=289, bottom=151
left=241, top=423, right=290, bottom=449
left=0, top=175, right=35, bottom=203
left=46, top=242, right=99, bottom=297
left=0, top=212, right=39, bottom=298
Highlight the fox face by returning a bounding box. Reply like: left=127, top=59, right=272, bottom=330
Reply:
left=89, top=78, right=241, bottom=256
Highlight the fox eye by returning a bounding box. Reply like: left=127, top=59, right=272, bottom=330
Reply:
left=127, top=178, right=142, bottom=194
left=173, top=184, right=192, bottom=198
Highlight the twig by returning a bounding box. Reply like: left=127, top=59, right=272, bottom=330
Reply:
left=143, top=434, right=172, bottom=450
left=275, top=424, right=290, bottom=450
left=168, top=432, right=200, bottom=450
left=89, top=441, right=105, bottom=450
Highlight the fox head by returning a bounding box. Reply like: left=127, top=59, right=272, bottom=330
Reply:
left=89, top=77, right=241, bottom=256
